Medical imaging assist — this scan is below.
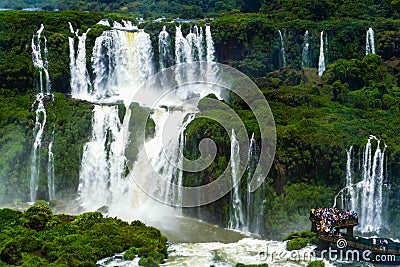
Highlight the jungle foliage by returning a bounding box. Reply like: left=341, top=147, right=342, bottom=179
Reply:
left=0, top=204, right=167, bottom=266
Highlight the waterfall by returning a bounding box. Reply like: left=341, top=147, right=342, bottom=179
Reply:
left=176, top=114, right=196, bottom=209
left=301, top=30, right=310, bottom=68
left=47, top=130, right=55, bottom=200
left=91, top=30, right=126, bottom=99
left=175, top=25, right=191, bottom=64
left=174, top=25, right=215, bottom=90
left=324, top=32, right=329, bottom=64
left=30, top=24, right=53, bottom=202
left=78, top=105, right=127, bottom=211
left=69, top=22, right=92, bottom=99
left=71, top=23, right=153, bottom=103
left=75, top=23, right=155, bottom=212
left=245, top=133, right=263, bottom=234
left=278, top=30, right=286, bottom=68
left=71, top=23, right=225, bottom=228
left=185, top=26, right=204, bottom=62
left=186, top=28, right=196, bottom=63
left=205, top=25, right=215, bottom=62
left=359, top=135, right=386, bottom=233
left=318, top=31, right=325, bottom=77
left=32, top=24, right=51, bottom=95
left=158, top=25, right=173, bottom=70
left=229, top=129, right=245, bottom=231
left=197, top=27, right=205, bottom=61
left=345, top=146, right=357, bottom=211
left=366, top=27, right=376, bottom=55
left=339, top=136, right=388, bottom=234
left=30, top=94, right=47, bottom=202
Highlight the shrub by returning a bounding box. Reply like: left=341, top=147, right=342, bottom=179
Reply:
left=124, top=247, right=137, bottom=260
left=0, top=241, right=22, bottom=265
left=300, top=230, right=316, bottom=239
left=307, top=260, right=325, bottom=267
left=139, top=256, right=158, bottom=267
left=23, top=205, right=53, bottom=231
left=283, top=232, right=300, bottom=241
left=286, top=237, right=309, bottom=250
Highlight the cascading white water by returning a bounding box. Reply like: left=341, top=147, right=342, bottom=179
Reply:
left=359, top=135, right=386, bottom=233
left=338, top=136, right=388, bottom=233
left=345, top=146, right=357, bottom=211
left=324, top=32, right=328, bottom=64
left=30, top=94, right=47, bottom=202
left=176, top=114, right=196, bottom=208
left=32, top=24, right=51, bottom=95
left=75, top=23, right=155, bottom=212
left=30, top=24, right=53, bottom=202
left=205, top=25, right=215, bottom=62
left=71, top=24, right=154, bottom=103
left=159, top=25, right=172, bottom=70
left=246, top=133, right=257, bottom=232
left=174, top=25, right=216, bottom=94
left=301, top=30, right=310, bottom=68
left=131, top=109, right=197, bottom=212
left=69, top=23, right=92, bottom=99
left=278, top=30, right=286, bottom=68
left=175, top=25, right=191, bottom=64
left=47, top=130, right=55, bottom=200
left=73, top=24, right=224, bottom=231
left=366, top=27, right=376, bottom=55
left=229, top=129, right=245, bottom=231
left=318, top=31, right=326, bottom=77
left=197, top=27, right=205, bottom=61
left=91, top=30, right=124, bottom=99
left=78, top=105, right=126, bottom=211
left=186, top=26, right=204, bottom=62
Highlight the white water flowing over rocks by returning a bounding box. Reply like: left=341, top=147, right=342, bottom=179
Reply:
left=318, top=31, right=326, bottom=77
left=335, top=135, right=388, bottom=234
left=30, top=93, right=47, bottom=202
left=69, top=22, right=92, bottom=98
left=278, top=30, right=286, bottom=68
left=366, top=27, right=376, bottom=55
left=69, top=22, right=222, bottom=218
left=229, top=129, right=245, bottom=231
left=30, top=24, right=53, bottom=202
left=302, top=30, right=310, bottom=68
left=98, top=233, right=334, bottom=267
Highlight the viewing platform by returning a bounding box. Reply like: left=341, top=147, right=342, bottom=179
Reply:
left=310, top=208, right=358, bottom=236
left=317, top=233, right=400, bottom=256
left=310, top=208, right=400, bottom=259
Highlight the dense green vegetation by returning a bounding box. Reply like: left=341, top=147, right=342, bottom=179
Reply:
left=307, top=261, right=325, bottom=267
left=0, top=89, right=93, bottom=203
left=0, top=0, right=261, bottom=18
left=0, top=203, right=167, bottom=266
left=283, top=230, right=318, bottom=250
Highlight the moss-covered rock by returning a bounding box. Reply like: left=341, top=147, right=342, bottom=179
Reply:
left=284, top=230, right=317, bottom=250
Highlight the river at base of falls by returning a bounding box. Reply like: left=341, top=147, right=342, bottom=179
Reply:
left=97, top=215, right=400, bottom=267
left=97, top=215, right=339, bottom=267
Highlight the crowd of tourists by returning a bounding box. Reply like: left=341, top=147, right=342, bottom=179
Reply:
left=310, top=207, right=358, bottom=236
